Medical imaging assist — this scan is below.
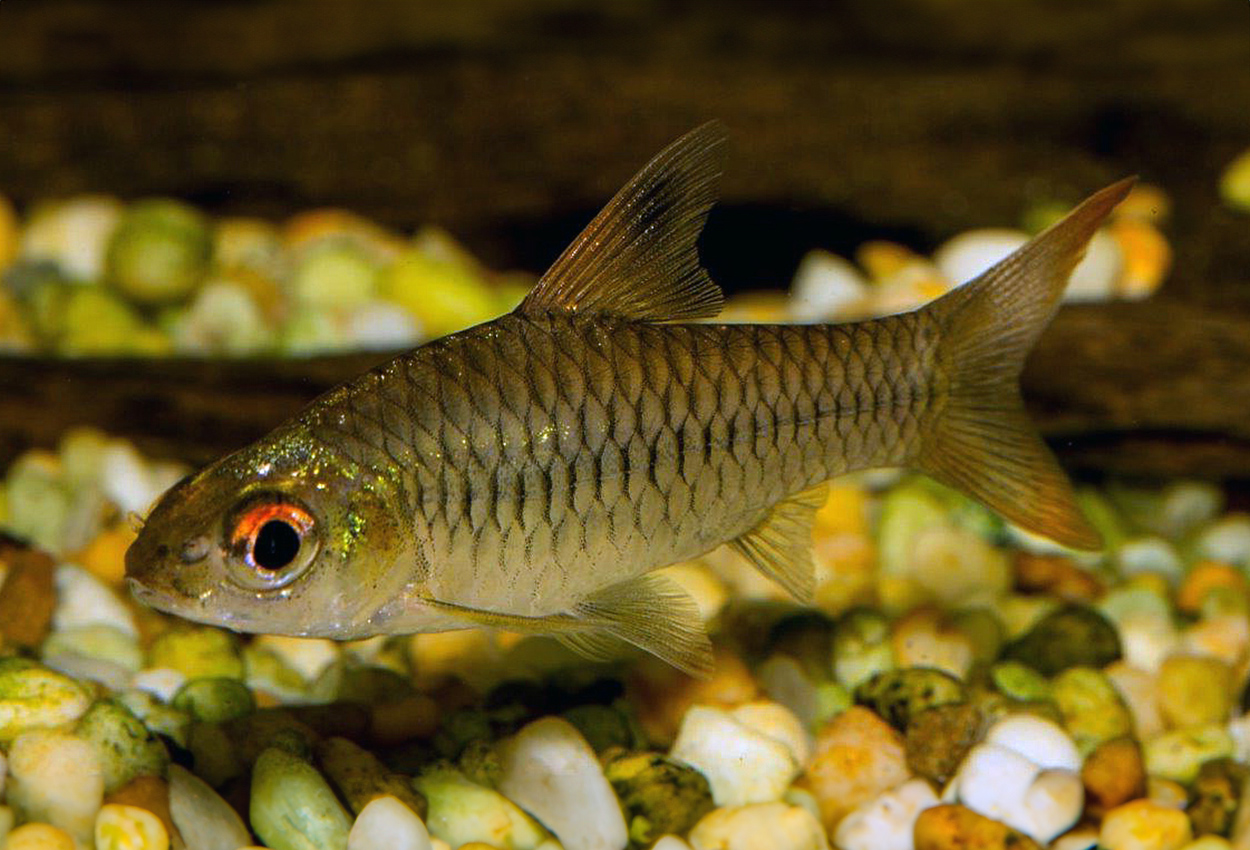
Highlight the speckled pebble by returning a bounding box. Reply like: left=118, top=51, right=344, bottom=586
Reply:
left=94, top=803, right=169, bottom=850
left=1100, top=799, right=1193, bottom=850
left=912, top=804, right=1042, bottom=850
left=688, top=801, right=829, bottom=850
left=6, top=729, right=104, bottom=848
left=1145, top=725, right=1235, bottom=784
left=800, top=706, right=910, bottom=832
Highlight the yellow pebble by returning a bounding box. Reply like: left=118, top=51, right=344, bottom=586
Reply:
left=94, top=803, right=169, bottom=850
left=2, top=823, right=77, bottom=850
left=1114, top=182, right=1172, bottom=223
left=1219, top=148, right=1250, bottom=213
left=1157, top=654, right=1233, bottom=729
left=1100, top=799, right=1192, bottom=850
left=0, top=195, right=17, bottom=272
left=1177, top=561, right=1246, bottom=615
left=1180, top=837, right=1232, bottom=850
left=814, top=484, right=870, bottom=538
left=1110, top=219, right=1171, bottom=300
left=73, top=524, right=137, bottom=586
left=856, top=240, right=919, bottom=280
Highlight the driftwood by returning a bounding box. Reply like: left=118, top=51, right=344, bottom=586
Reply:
left=1, top=300, right=1248, bottom=481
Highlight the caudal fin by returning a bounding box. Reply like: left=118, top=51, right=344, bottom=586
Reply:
left=916, top=178, right=1136, bottom=550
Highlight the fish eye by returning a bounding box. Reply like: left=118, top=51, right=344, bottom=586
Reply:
left=226, top=496, right=320, bottom=591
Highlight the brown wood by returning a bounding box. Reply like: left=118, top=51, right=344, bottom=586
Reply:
left=2, top=301, right=1248, bottom=480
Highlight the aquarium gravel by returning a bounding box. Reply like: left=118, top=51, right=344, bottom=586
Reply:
left=0, top=180, right=1170, bottom=357
left=1, top=431, right=1249, bottom=850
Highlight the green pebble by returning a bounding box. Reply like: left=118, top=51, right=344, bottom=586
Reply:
left=74, top=698, right=169, bottom=794
left=1188, top=758, right=1248, bottom=837
left=0, top=657, right=93, bottom=743
left=1003, top=604, right=1122, bottom=677
left=1145, top=725, right=1235, bottom=784
left=42, top=626, right=143, bottom=673
left=186, top=721, right=243, bottom=788
left=853, top=667, right=967, bottom=731
left=602, top=750, right=715, bottom=848
left=106, top=198, right=211, bottom=305
left=904, top=701, right=983, bottom=786
left=148, top=627, right=245, bottom=680
left=991, top=661, right=1052, bottom=703
left=251, top=747, right=352, bottom=850
left=243, top=644, right=310, bottom=701
left=950, top=608, right=1005, bottom=666
left=172, top=677, right=256, bottom=723
left=560, top=703, right=638, bottom=753
left=876, top=481, right=950, bottom=581
left=813, top=681, right=853, bottom=727
left=380, top=248, right=497, bottom=339
left=1052, top=666, right=1134, bottom=756
left=315, top=736, right=428, bottom=818
left=414, top=767, right=550, bottom=850
left=290, top=239, right=380, bottom=309
left=309, top=660, right=415, bottom=705
left=57, top=287, right=145, bottom=355
left=832, top=608, right=896, bottom=690
left=115, top=690, right=191, bottom=749
left=3, top=451, right=70, bottom=553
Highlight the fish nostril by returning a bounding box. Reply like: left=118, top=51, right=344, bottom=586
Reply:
left=155, top=543, right=170, bottom=559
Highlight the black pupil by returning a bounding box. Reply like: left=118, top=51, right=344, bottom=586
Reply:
left=253, top=520, right=301, bottom=571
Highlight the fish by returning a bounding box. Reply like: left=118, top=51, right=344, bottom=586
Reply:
left=125, top=122, right=1134, bottom=676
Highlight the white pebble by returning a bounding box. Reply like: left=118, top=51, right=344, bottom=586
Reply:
left=345, top=301, right=423, bottom=351
left=1064, top=229, right=1123, bottom=302
left=348, top=796, right=432, bottom=850
left=688, top=801, right=829, bottom=850
left=789, top=251, right=869, bottom=322
left=6, top=729, right=104, bottom=848
left=99, top=442, right=164, bottom=517
left=1051, top=828, right=1101, bottom=850
left=653, top=837, right=694, bottom=850
left=168, top=763, right=252, bottom=850
left=730, top=701, right=812, bottom=767
left=130, top=668, right=188, bottom=704
left=834, top=778, right=939, bottom=850
left=757, top=654, right=821, bottom=729
left=934, top=229, right=1030, bottom=285
left=1118, top=537, right=1184, bottom=584
left=52, top=564, right=138, bottom=636
left=20, top=195, right=122, bottom=282
left=497, top=717, right=627, bottom=850
left=670, top=706, right=800, bottom=807
left=947, top=739, right=1083, bottom=844
left=252, top=635, right=340, bottom=681
left=985, top=715, right=1082, bottom=772
left=1196, top=514, right=1250, bottom=566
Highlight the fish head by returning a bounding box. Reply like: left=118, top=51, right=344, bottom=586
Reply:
left=125, top=425, right=415, bottom=639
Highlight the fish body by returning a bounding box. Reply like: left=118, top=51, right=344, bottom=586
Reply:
left=126, top=124, right=1132, bottom=675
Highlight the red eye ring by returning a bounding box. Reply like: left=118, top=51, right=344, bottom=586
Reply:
left=230, top=501, right=315, bottom=571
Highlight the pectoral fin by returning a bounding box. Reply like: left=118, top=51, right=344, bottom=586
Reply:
left=418, top=574, right=714, bottom=677
left=729, top=484, right=828, bottom=603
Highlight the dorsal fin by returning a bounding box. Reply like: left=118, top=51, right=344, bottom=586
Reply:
left=518, top=122, right=727, bottom=322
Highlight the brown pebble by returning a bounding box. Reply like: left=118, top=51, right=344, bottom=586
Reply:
left=1014, top=553, right=1104, bottom=601
left=914, top=804, right=1043, bottom=850
left=105, top=774, right=183, bottom=848
left=800, top=705, right=910, bottom=832
left=0, top=537, right=57, bottom=649
left=628, top=646, right=759, bottom=745
left=906, top=702, right=984, bottom=786
left=1082, top=736, right=1147, bottom=816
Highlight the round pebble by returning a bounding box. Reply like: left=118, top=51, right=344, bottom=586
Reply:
left=800, top=706, right=909, bottom=832
left=834, top=777, right=938, bottom=850
left=6, top=729, right=104, bottom=847
left=688, top=801, right=829, bottom=850
left=1099, top=799, right=1192, bottom=850
left=347, top=796, right=432, bottom=850
left=95, top=803, right=169, bottom=850
left=2, top=823, right=78, bottom=850
left=670, top=705, right=799, bottom=807
left=1157, top=654, right=1233, bottom=729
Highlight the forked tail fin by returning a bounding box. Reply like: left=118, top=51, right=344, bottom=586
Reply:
left=916, top=178, right=1136, bottom=550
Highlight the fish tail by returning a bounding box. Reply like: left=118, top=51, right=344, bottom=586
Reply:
left=914, top=178, right=1135, bottom=550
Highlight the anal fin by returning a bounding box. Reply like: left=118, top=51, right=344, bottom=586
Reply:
left=417, top=574, right=714, bottom=678
left=729, top=484, right=828, bottom=603
left=560, top=575, right=714, bottom=677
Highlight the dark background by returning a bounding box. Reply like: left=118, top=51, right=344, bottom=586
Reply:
left=1, top=0, right=1248, bottom=302
left=2, top=0, right=1250, bottom=482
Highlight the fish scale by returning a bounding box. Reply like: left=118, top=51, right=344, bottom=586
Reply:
left=125, top=122, right=1131, bottom=675
left=298, top=312, right=927, bottom=616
